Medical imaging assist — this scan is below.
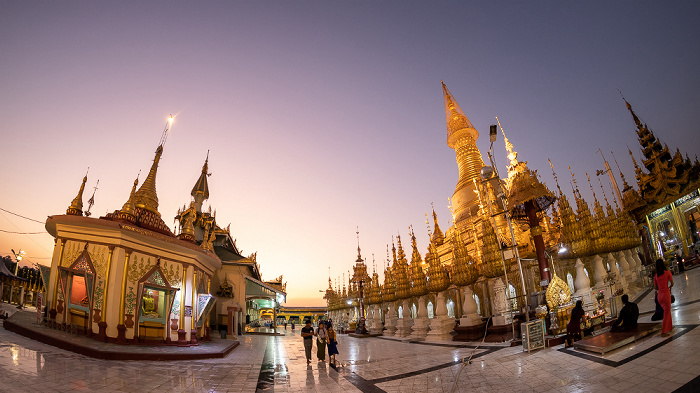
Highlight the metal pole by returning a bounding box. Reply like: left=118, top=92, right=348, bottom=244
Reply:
left=481, top=166, right=516, bottom=341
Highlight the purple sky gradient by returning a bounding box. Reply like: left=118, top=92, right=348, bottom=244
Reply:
left=1, top=2, right=699, bottom=306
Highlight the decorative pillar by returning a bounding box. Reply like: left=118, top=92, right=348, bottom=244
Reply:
left=97, top=246, right=115, bottom=341
left=426, top=290, right=455, bottom=342
left=370, top=304, right=382, bottom=335
left=409, top=296, right=429, bottom=340
left=49, top=239, right=65, bottom=322
left=116, top=250, right=132, bottom=344
left=383, top=302, right=397, bottom=336
left=490, top=278, right=510, bottom=325
left=227, top=306, right=235, bottom=338
left=459, top=286, right=482, bottom=327
left=190, top=270, right=198, bottom=345
left=395, top=299, right=413, bottom=338
left=177, top=264, right=189, bottom=346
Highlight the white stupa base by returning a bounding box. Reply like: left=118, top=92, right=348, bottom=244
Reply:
left=459, top=313, right=482, bottom=327
left=425, top=315, right=455, bottom=342
left=409, top=317, right=429, bottom=340
left=383, top=317, right=397, bottom=336
left=395, top=318, right=413, bottom=338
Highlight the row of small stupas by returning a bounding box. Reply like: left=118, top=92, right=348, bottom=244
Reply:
left=323, top=82, right=699, bottom=340
left=43, top=124, right=280, bottom=345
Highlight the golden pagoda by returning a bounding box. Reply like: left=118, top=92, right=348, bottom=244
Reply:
left=393, top=235, right=411, bottom=299
left=442, top=81, right=486, bottom=227
left=408, top=229, right=428, bottom=298
left=382, top=247, right=397, bottom=303
left=450, top=230, right=479, bottom=287
left=480, top=217, right=505, bottom=278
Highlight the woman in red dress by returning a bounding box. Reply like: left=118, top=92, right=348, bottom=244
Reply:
left=653, top=258, right=674, bottom=335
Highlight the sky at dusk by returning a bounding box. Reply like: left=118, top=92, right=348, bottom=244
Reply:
left=1, top=2, right=699, bottom=306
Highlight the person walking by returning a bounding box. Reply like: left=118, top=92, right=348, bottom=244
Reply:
left=654, top=258, right=675, bottom=335
left=315, top=321, right=327, bottom=362
left=565, top=300, right=586, bottom=347
left=327, top=322, right=339, bottom=364
left=301, top=320, right=314, bottom=364
left=291, top=321, right=295, bottom=331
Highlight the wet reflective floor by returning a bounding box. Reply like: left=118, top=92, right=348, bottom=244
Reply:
left=2, top=268, right=700, bottom=392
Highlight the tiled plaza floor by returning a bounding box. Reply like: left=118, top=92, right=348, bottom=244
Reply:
left=1, top=267, right=700, bottom=392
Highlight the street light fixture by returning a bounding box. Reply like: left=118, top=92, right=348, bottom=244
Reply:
left=11, top=249, right=24, bottom=275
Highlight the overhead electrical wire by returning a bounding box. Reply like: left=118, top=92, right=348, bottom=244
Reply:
left=0, top=229, right=46, bottom=234
left=0, top=208, right=45, bottom=224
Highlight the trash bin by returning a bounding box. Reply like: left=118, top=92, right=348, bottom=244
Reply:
left=219, top=330, right=227, bottom=339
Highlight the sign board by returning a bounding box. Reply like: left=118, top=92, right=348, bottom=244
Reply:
left=522, top=319, right=545, bottom=352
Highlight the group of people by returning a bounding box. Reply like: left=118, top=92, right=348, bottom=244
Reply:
left=300, top=319, right=339, bottom=365
left=565, top=257, right=675, bottom=346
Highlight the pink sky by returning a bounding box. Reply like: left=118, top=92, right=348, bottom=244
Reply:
left=1, top=2, right=699, bottom=306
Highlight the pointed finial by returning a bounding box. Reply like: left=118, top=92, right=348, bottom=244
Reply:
left=610, top=150, right=631, bottom=191
left=586, top=172, right=598, bottom=202
left=133, top=133, right=166, bottom=216
left=119, top=175, right=140, bottom=216
left=549, top=158, right=563, bottom=195
left=568, top=166, right=580, bottom=197
left=85, top=179, right=99, bottom=217
left=356, top=226, right=363, bottom=263
left=67, top=171, right=89, bottom=216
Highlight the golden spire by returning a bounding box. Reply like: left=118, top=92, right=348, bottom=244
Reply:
left=430, top=204, right=444, bottom=246
left=409, top=227, right=428, bottom=297
left=450, top=230, right=478, bottom=287
left=480, top=217, right=505, bottom=278
left=383, top=243, right=397, bottom=302
left=442, top=81, right=485, bottom=195
left=191, top=152, right=211, bottom=213
left=133, top=144, right=164, bottom=216
left=119, top=175, right=139, bottom=217
left=393, top=234, right=411, bottom=299
left=66, top=172, right=88, bottom=216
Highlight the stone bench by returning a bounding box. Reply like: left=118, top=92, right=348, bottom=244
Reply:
left=573, top=322, right=661, bottom=354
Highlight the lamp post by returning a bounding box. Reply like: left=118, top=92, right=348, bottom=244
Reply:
left=11, top=249, right=24, bottom=276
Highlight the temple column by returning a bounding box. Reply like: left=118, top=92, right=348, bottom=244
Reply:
left=97, top=246, right=115, bottom=341
left=177, top=264, right=190, bottom=346
left=116, top=250, right=132, bottom=344
left=426, top=290, right=455, bottom=342
left=190, top=269, right=199, bottom=345
left=459, top=286, right=482, bottom=327
left=48, top=239, right=65, bottom=324
left=409, top=296, right=429, bottom=340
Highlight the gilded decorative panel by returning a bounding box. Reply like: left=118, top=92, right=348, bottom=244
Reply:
left=161, top=260, right=182, bottom=288
left=127, top=254, right=154, bottom=284
left=62, top=241, right=85, bottom=267
left=93, top=279, right=105, bottom=310
left=124, top=286, right=137, bottom=315
left=87, top=244, right=109, bottom=278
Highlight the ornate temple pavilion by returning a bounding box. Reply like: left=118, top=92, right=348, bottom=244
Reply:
left=43, top=122, right=285, bottom=346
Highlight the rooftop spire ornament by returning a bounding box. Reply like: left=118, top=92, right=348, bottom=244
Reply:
left=85, top=179, right=99, bottom=217
left=66, top=169, right=88, bottom=216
